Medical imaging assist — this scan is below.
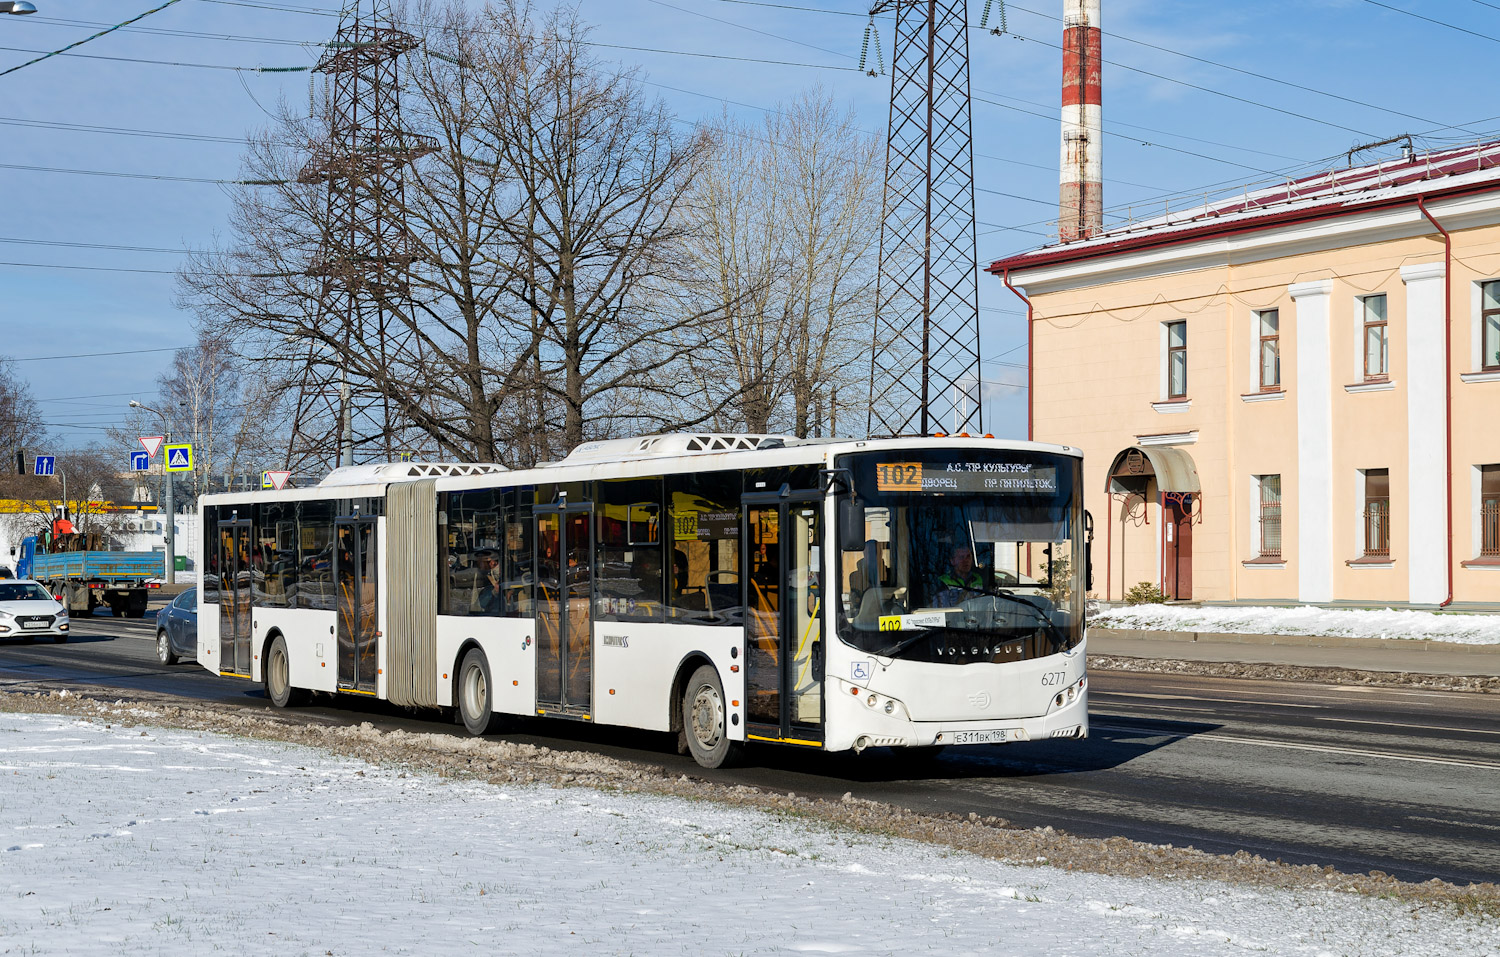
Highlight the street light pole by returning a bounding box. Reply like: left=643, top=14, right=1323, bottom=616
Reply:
left=129, top=401, right=175, bottom=585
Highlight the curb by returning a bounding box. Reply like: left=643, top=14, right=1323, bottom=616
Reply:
left=1089, top=627, right=1500, bottom=656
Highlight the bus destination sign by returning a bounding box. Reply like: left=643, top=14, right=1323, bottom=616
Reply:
left=875, top=461, right=1058, bottom=494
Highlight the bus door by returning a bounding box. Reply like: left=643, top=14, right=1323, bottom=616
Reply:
left=216, top=518, right=254, bottom=677
left=534, top=504, right=594, bottom=716
left=334, top=516, right=379, bottom=694
left=742, top=493, right=824, bottom=744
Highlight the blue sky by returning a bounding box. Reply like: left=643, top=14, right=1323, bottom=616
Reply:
left=2, top=0, right=1495, bottom=452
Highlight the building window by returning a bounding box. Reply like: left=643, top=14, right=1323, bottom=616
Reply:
left=1361, top=294, right=1388, bottom=381
left=1482, top=465, right=1500, bottom=558
left=1255, top=474, right=1282, bottom=559
left=1257, top=310, right=1280, bottom=391
left=1257, top=311, right=1281, bottom=390
left=1483, top=282, right=1500, bottom=372
left=1166, top=320, right=1187, bottom=399
left=1361, top=468, right=1390, bottom=559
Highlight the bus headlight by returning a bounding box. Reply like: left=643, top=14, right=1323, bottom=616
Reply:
left=854, top=687, right=909, bottom=721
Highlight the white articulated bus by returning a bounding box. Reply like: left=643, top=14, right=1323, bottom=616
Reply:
left=197, top=433, right=1090, bottom=768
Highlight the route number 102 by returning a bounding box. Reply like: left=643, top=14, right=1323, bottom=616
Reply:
left=876, top=462, right=922, bottom=491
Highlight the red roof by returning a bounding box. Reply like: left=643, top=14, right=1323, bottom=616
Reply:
left=988, top=140, right=1500, bottom=276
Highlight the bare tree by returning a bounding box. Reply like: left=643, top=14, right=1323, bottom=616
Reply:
left=0, top=447, right=135, bottom=548
left=0, top=357, right=45, bottom=479
left=474, top=0, right=723, bottom=451
left=676, top=90, right=883, bottom=438
left=179, top=0, right=731, bottom=469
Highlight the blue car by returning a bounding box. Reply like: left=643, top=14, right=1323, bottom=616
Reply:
left=155, top=587, right=197, bottom=665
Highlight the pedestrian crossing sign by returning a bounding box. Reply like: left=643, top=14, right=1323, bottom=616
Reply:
left=164, top=443, right=194, bottom=472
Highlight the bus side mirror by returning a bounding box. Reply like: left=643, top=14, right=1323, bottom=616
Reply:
left=838, top=499, right=864, bottom=551
left=1084, top=510, right=1095, bottom=593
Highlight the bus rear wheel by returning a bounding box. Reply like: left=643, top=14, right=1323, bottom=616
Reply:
left=457, top=648, right=502, bottom=736
left=682, top=664, right=742, bottom=770
left=265, top=636, right=306, bottom=708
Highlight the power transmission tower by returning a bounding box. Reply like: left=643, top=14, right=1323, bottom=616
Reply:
left=866, top=0, right=983, bottom=437
left=286, top=0, right=436, bottom=473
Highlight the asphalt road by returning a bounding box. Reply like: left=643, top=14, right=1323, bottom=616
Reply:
left=4, top=610, right=1498, bottom=887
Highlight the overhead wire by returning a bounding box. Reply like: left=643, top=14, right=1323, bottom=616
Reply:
left=7, top=347, right=191, bottom=362
left=0, top=114, right=243, bottom=144
left=0, top=236, right=188, bottom=254
left=0, top=44, right=309, bottom=72
left=1358, top=0, right=1500, bottom=44
left=994, top=2, right=1473, bottom=136
left=0, top=161, right=280, bottom=186
left=673, top=0, right=1383, bottom=138
left=631, top=1, right=1343, bottom=177
left=0, top=0, right=190, bottom=78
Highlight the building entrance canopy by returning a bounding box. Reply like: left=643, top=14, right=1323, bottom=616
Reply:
left=1106, top=446, right=1200, bottom=494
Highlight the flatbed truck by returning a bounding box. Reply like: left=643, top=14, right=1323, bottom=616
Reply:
left=16, top=536, right=164, bottom=618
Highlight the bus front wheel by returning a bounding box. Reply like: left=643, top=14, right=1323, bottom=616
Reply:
left=682, top=664, right=742, bottom=770
left=457, top=648, right=502, bottom=736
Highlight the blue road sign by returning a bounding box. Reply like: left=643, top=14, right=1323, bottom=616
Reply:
left=164, top=443, right=193, bottom=472
left=34, top=455, right=54, bottom=477
left=130, top=451, right=150, bottom=472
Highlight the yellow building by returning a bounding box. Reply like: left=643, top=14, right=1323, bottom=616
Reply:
left=988, top=142, right=1500, bottom=610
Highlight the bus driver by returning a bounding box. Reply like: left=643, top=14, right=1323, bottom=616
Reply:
left=936, top=545, right=985, bottom=605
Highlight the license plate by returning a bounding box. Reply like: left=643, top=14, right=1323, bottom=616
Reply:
left=949, top=729, right=1009, bottom=745
left=22, top=621, right=46, bottom=630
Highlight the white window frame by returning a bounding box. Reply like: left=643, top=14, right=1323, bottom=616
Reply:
left=1473, top=280, right=1500, bottom=373
left=1476, top=464, right=1500, bottom=559
left=1354, top=293, right=1389, bottom=382
left=1161, top=320, right=1187, bottom=401
left=1248, top=473, right=1283, bottom=560
left=1355, top=467, right=1391, bottom=560
left=1252, top=309, right=1281, bottom=392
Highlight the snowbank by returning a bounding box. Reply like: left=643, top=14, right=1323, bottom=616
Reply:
left=1094, top=603, right=1500, bottom=644
left=0, top=712, right=1492, bottom=955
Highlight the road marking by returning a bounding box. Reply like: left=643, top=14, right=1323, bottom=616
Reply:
left=1311, top=716, right=1500, bottom=736
left=1095, top=724, right=1500, bottom=771
left=1099, top=691, right=1323, bottom=709
left=1405, top=815, right=1500, bottom=833
left=1098, top=691, right=1203, bottom=701
left=1317, top=686, right=1471, bottom=699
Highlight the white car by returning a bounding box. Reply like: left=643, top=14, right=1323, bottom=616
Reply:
left=0, top=579, right=70, bottom=643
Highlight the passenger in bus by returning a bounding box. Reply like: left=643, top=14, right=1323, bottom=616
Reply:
left=847, top=539, right=886, bottom=610
left=474, top=550, right=505, bottom=616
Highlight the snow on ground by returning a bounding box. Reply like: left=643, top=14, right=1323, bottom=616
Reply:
left=0, top=713, right=1492, bottom=956
left=1094, top=603, right=1500, bottom=645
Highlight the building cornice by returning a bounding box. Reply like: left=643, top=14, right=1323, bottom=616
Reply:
left=990, top=183, right=1500, bottom=295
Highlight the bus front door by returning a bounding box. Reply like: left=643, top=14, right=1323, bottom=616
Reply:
left=742, top=495, right=824, bottom=744
left=534, top=505, right=594, bottom=717
left=216, top=519, right=254, bottom=677
left=334, top=517, right=379, bottom=694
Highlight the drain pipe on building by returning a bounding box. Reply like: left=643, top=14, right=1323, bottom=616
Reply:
left=1416, top=195, right=1456, bottom=608
left=1001, top=266, right=1034, bottom=442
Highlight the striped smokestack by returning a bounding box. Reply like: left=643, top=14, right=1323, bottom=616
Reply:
left=1059, top=0, right=1102, bottom=242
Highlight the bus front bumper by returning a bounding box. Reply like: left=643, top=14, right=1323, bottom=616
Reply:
left=828, top=681, right=1089, bottom=753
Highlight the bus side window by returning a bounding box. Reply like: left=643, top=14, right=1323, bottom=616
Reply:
left=503, top=488, right=534, bottom=617
left=666, top=471, right=743, bottom=625
left=596, top=478, right=664, bottom=622
left=202, top=505, right=220, bottom=604
left=294, top=499, right=335, bottom=611
left=445, top=490, right=485, bottom=616
left=255, top=503, right=289, bottom=609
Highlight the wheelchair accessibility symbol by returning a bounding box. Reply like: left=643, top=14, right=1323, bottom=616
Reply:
left=851, top=661, right=872, bottom=681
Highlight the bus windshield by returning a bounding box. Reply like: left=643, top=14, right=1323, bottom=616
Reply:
left=836, top=449, right=1084, bottom=665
